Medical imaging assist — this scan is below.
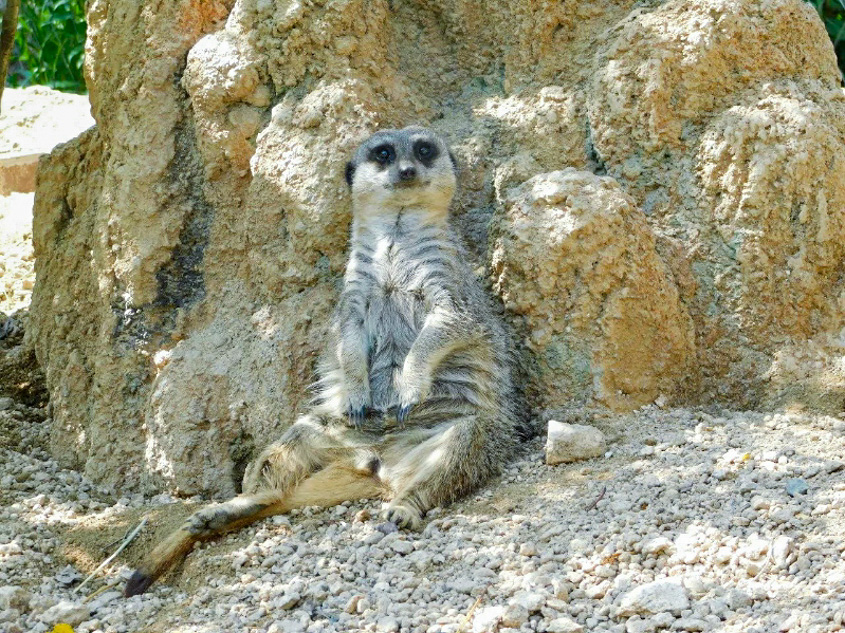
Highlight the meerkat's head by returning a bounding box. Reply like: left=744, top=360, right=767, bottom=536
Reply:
left=345, top=127, right=457, bottom=218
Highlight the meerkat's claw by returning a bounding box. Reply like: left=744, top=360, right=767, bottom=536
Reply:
left=347, top=406, right=367, bottom=429
left=382, top=503, right=423, bottom=530
left=396, top=403, right=416, bottom=425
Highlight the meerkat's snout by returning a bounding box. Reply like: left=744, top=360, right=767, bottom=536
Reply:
left=396, top=162, right=418, bottom=184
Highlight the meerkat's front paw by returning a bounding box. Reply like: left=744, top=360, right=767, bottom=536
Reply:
left=343, top=388, right=372, bottom=429
left=381, top=501, right=423, bottom=530
left=395, top=381, right=424, bottom=425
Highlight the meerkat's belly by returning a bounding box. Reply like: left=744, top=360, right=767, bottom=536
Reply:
left=365, top=279, right=427, bottom=410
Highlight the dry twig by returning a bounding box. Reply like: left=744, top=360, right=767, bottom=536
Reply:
left=76, top=518, right=147, bottom=594
left=586, top=485, right=607, bottom=511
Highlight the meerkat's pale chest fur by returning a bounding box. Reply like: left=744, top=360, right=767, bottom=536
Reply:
left=125, top=127, right=526, bottom=597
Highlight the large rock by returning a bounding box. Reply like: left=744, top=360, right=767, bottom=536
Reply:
left=490, top=169, right=695, bottom=410
left=587, top=0, right=845, bottom=407
left=28, top=0, right=845, bottom=495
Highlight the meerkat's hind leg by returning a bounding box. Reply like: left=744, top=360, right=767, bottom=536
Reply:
left=126, top=437, right=385, bottom=597
left=125, top=490, right=285, bottom=597
left=381, top=416, right=502, bottom=530
left=242, top=414, right=348, bottom=494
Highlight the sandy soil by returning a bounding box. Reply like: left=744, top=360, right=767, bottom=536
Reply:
left=0, top=192, right=36, bottom=315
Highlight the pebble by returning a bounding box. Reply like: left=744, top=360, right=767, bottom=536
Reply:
left=37, top=600, right=90, bottom=626
left=545, top=421, right=607, bottom=464
left=547, top=616, right=584, bottom=633
left=0, top=585, right=28, bottom=611
left=519, top=542, right=538, bottom=557
left=501, top=603, right=529, bottom=627
left=54, top=566, right=82, bottom=587
left=277, top=592, right=301, bottom=610
left=376, top=522, right=399, bottom=535
left=771, top=535, right=793, bottom=567
left=472, top=605, right=505, bottom=633
left=617, top=579, right=690, bottom=616
left=88, top=590, right=122, bottom=612
left=785, top=478, right=809, bottom=497
left=473, top=605, right=505, bottom=633
left=511, top=591, right=546, bottom=612
left=344, top=594, right=363, bottom=614
left=391, top=539, right=414, bottom=555
left=642, top=537, right=673, bottom=556
left=672, top=616, right=708, bottom=631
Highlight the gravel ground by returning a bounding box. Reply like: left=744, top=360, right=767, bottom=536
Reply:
left=2, top=357, right=844, bottom=633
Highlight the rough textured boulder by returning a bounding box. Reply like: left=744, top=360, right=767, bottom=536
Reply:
left=29, top=0, right=845, bottom=495
left=490, top=169, right=694, bottom=410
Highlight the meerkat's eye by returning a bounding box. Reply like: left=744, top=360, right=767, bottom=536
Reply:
left=371, top=145, right=394, bottom=165
left=415, top=142, right=435, bottom=160
left=413, top=140, right=439, bottom=164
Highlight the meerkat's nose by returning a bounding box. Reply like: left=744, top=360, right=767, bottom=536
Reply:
left=398, top=164, right=417, bottom=181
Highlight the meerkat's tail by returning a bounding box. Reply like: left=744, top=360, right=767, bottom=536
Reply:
left=125, top=463, right=385, bottom=597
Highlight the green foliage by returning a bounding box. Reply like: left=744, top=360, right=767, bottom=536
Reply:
left=6, top=0, right=86, bottom=92
left=806, top=0, right=845, bottom=76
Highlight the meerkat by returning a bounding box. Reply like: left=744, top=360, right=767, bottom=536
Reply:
left=125, top=126, right=526, bottom=597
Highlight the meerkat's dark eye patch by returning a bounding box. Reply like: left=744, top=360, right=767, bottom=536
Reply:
left=413, top=140, right=439, bottom=165
left=370, top=144, right=395, bottom=166
left=345, top=161, right=355, bottom=187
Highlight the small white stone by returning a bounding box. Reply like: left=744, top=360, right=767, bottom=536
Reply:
left=473, top=605, right=505, bottom=633
left=377, top=617, right=400, bottom=633
left=617, top=579, right=690, bottom=617
left=88, top=590, right=122, bottom=612
left=547, top=616, right=584, bottom=633
left=449, top=577, right=476, bottom=594
left=726, top=589, right=751, bottom=610
left=642, top=537, right=673, bottom=556
left=519, top=542, right=538, bottom=557
left=502, top=603, right=529, bottom=627
left=585, top=582, right=609, bottom=599
left=391, top=540, right=414, bottom=555
left=651, top=612, right=676, bottom=628
left=278, top=592, right=301, bottom=610
left=672, top=617, right=707, bottom=631
left=511, top=590, right=546, bottom=612
left=545, top=421, right=607, bottom=465
left=38, top=600, right=90, bottom=626
left=682, top=575, right=707, bottom=598
left=625, top=616, right=651, bottom=633
left=344, top=595, right=362, bottom=614
left=771, top=535, right=793, bottom=567
left=0, top=585, right=28, bottom=611
left=779, top=614, right=800, bottom=631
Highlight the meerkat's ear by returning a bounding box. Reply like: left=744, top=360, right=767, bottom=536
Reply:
left=345, top=161, right=356, bottom=188
left=448, top=150, right=458, bottom=172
